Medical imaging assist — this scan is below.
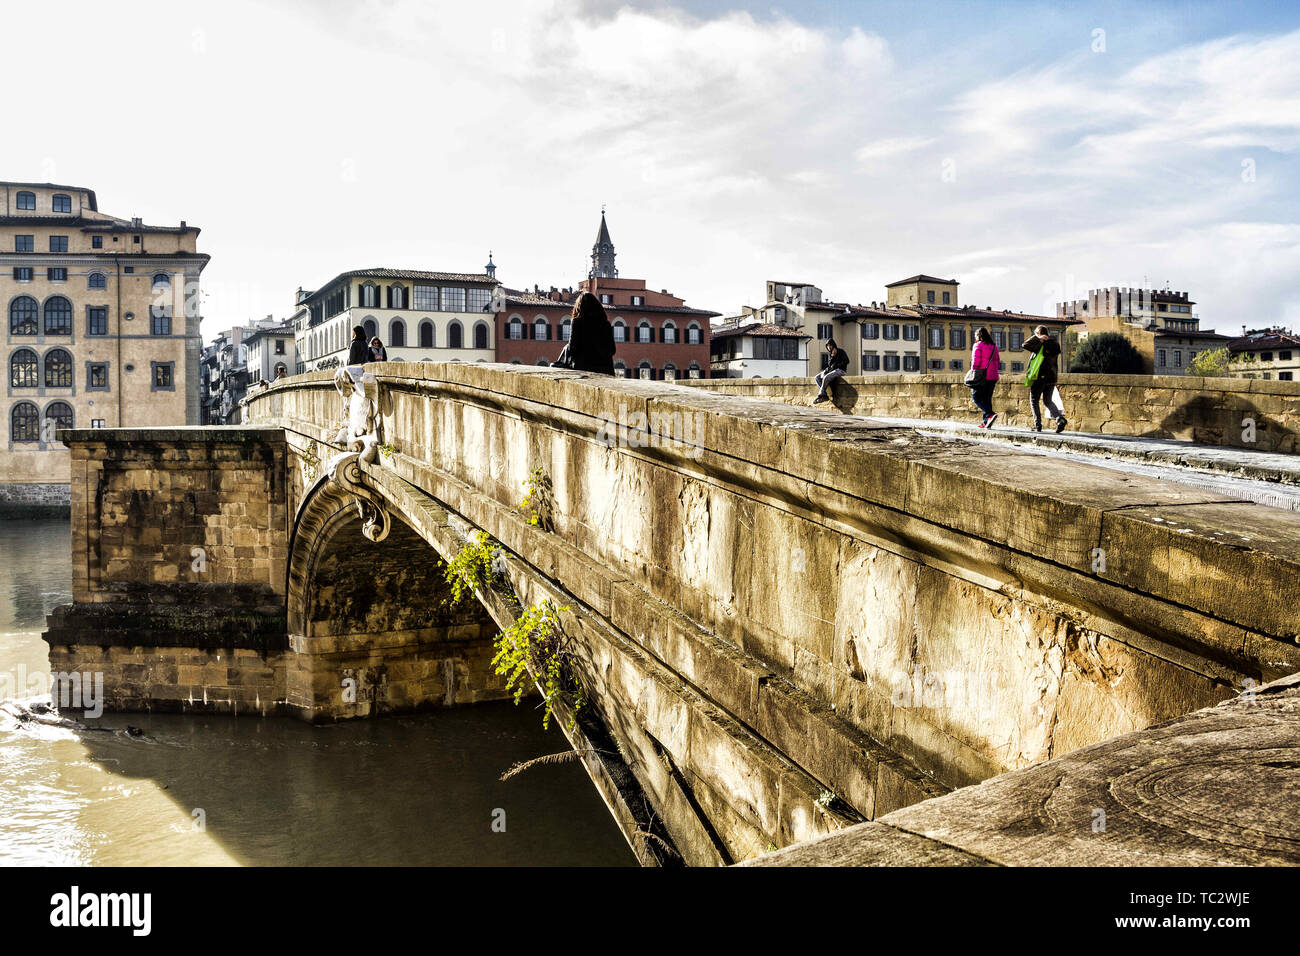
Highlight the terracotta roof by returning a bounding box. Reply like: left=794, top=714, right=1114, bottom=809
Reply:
left=885, top=274, right=959, bottom=288
left=1227, top=331, right=1300, bottom=351
left=711, top=322, right=810, bottom=340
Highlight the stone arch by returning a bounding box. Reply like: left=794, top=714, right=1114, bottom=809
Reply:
left=285, top=472, right=505, bottom=720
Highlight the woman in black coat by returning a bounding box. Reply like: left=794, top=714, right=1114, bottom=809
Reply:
left=347, top=326, right=370, bottom=365
left=565, top=291, right=616, bottom=375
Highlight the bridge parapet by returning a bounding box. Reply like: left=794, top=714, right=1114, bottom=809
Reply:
left=684, top=372, right=1300, bottom=453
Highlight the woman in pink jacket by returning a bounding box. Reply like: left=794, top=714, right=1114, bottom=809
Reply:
left=969, top=326, right=1000, bottom=428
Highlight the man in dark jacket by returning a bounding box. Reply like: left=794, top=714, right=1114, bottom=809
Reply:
left=1023, top=326, right=1067, bottom=432
left=347, top=326, right=370, bottom=366
left=812, top=339, right=849, bottom=404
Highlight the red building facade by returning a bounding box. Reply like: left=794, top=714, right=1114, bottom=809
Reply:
left=493, top=214, right=716, bottom=379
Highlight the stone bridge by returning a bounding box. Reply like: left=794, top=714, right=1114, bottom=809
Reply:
left=45, top=363, right=1300, bottom=865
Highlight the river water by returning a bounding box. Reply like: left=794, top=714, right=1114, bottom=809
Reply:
left=0, top=516, right=633, bottom=866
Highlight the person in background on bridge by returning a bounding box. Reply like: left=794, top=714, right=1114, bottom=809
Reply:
left=968, top=326, right=1000, bottom=428
left=369, top=336, right=388, bottom=363
left=1023, top=325, right=1067, bottom=433
left=812, top=339, right=848, bottom=404
left=348, top=326, right=370, bottom=366
left=566, top=291, right=616, bottom=375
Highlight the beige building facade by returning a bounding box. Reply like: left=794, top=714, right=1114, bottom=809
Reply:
left=1056, top=285, right=1229, bottom=375
left=1, top=181, right=207, bottom=510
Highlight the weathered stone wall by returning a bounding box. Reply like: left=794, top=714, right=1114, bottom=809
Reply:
left=0, top=481, right=70, bottom=514
left=684, top=372, right=1300, bottom=452
left=244, top=363, right=1300, bottom=863
left=44, top=426, right=292, bottom=715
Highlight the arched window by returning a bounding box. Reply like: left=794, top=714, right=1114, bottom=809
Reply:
left=53, top=194, right=72, bottom=213
left=561, top=318, right=572, bottom=341
left=688, top=361, right=702, bottom=379
left=612, top=321, right=627, bottom=343
left=10, top=348, right=38, bottom=387
left=363, top=317, right=378, bottom=341
left=88, top=272, right=107, bottom=290
left=637, top=322, right=654, bottom=344
left=473, top=321, right=489, bottom=350
left=419, top=320, right=434, bottom=348
left=152, top=273, right=171, bottom=289
left=686, top=322, right=702, bottom=345
left=510, top=358, right=523, bottom=365
left=662, top=362, right=677, bottom=381
left=614, top=362, right=627, bottom=378
left=9, top=296, right=38, bottom=335
left=44, top=296, right=72, bottom=335
left=662, top=322, right=678, bottom=344
left=388, top=284, right=406, bottom=310
left=533, top=316, right=549, bottom=341
left=507, top=316, right=523, bottom=341
left=448, top=321, right=463, bottom=349
left=10, top=402, right=39, bottom=442
left=45, top=401, right=73, bottom=431
left=638, top=361, right=653, bottom=380
left=16, top=191, right=35, bottom=211
left=389, top=318, right=406, bottom=347
left=536, top=358, right=550, bottom=366
left=45, top=348, right=72, bottom=387
left=361, top=283, right=378, bottom=308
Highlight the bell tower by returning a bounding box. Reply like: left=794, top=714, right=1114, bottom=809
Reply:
left=589, top=209, right=617, bottom=279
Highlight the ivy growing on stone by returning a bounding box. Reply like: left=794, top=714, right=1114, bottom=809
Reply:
left=443, top=531, right=500, bottom=607
left=491, top=599, right=584, bottom=731
left=519, top=466, right=554, bottom=531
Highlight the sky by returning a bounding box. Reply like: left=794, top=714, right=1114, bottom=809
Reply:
left=7, top=0, right=1300, bottom=339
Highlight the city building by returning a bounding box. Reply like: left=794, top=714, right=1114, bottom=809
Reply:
left=294, top=266, right=498, bottom=371
left=709, top=319, right=811, bottom=378
left=1227, top=328, right=1300, bottom=381
left=1, top=180, right=207, bottom=509
left=495, top=213, right=717, bottom=380
left=202, top=316, right=297, bottom=424
left=738, top=280, right=888, bottom=374
left=1055, top=285, right=1229, bottom=375
left=243, top=317, right=297, bottom=385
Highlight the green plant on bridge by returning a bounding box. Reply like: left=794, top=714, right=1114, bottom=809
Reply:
left=377, top=441, right=397, bottom=460
left=519, top=466, right=554, bottom=531
left=491, top=599, right=584, bottom=731
left=444, top=531, right=502, bottom=607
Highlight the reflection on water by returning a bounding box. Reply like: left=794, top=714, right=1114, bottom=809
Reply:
left=0, top=516, right=633, bottom=866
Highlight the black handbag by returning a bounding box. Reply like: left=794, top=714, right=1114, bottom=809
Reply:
left=964, top=366, right=985, bottom=385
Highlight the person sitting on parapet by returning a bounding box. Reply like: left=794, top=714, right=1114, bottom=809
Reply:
left=369, top=336, right=388, bottom=363
left=812, top=338, right=849, bottom=404
left=348, top=326, right=370, bottom=366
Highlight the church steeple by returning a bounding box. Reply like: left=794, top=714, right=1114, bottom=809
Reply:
left=589, top=209, right=617, bottom=279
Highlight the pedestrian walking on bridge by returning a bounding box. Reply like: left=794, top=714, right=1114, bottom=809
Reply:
left=967, top=326, right=1000, bottom=428
left=1023, top=325, right=1067, bottom=433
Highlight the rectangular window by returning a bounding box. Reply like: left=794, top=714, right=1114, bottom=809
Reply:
left=942, top=292, right=950, bottom=304
left=152, top=362, right=175, bottom=389
left=1157, top=349, right=1167, bottom=367
left=687, top=327, right=702, bottom=345
left=87, top=307, right=108, bottom=335
left=903, top=355, right=920, bottom=372
left=15, top=235, right=33, bottom=252
left=466, top=288, right=491, bottom=313
left=950, top=327, right=966, bottom=349
left=928, top=326, right=944, bottom=348
left=1281, top=372, right=1294, bottom=381
left=508, top=323, right=523, bottom=341
left=784, top=339, right=798, bottom=360
left=1174, top=350, right=1183, bottom=367
left=928, top=359, right=944, bottom=370
left=613, top=325, right=626, bottom=342
left=151, top=308, right=172, bottom=335
left=862, top=353, right=880, bottom=371
left=926, top=290, right=935, bottom=304
left=993, top=330, right=1006, bottom=349
left=949, top=359, right=963, bottom=370
left=1010, top=329, right=1024, bottom=350
left=600, top=294, right=612, bottom=305
left=124, top=266, right=134, bottom=274
left=16, top=192, right=36, bottom=210
left=133, top=235, right=141, bottom=244
left=632, top=295, right=645, bottom=306
left=817, top=323, right=833, bottom=339
left=1011, top=361, right=1024, bottom=372
left=883, top=324, right=900, bottom=340
left=903, top=324, right=919, bottom=341
left=638, top=325, right=652, bottom=343
left=53, top=194, right=71, bottom=213
left=92, top=235, right=103, bottom=249
left=275, top=340, right=285, bottom=354
left=1260, top=352, right=1273, bottom=362
left=440, top=287, right=466, bottom=312
left=89, top=363, right=109, bottom=389
left=1281, top=351, right=1293, bottom=361
left=91, top=418, right=106, bottom=428
left=862, top=323, right=879, bottom=339
left=50, top=236, right=69, bottom=253
left=883, top=354, right=901, bottom=371
left=13, top=267, right=32, bottom=281
left=48, top=267, right=67, bottom=281
left=412, top=285, right=438, bottom=311
left=753, top=338, right=767, bottom=361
